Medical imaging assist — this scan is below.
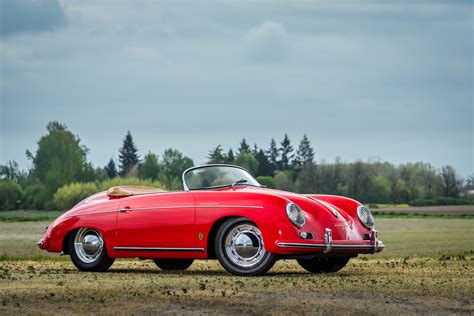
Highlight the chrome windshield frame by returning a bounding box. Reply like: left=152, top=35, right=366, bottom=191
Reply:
left=182, top=164, right=261, bottom=191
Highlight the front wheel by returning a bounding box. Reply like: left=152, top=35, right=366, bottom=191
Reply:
left=69, top=228, right=115, bottom=272
left=215, top=218, right=276, bottom=276
left=153, top=259, right=194, bottom=270
left=297, top=257, right=350, bottom=274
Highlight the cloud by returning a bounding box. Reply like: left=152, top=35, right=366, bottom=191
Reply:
left=244, top=21, right=290, bottom=63
left=0, top=1, right=472, bottom=176
left=0, top=0, right=67, bottom=36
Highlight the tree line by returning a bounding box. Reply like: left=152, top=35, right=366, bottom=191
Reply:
left=0, top=121, right=472, bottom=211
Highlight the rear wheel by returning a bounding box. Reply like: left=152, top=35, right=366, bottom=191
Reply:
left=69, top=228, right=115, bottom=272
left=215, top=218, right=276, bottom=276
left=297, top=257, right=350, bottom=274
left=153, top=259, right=194, bottom=271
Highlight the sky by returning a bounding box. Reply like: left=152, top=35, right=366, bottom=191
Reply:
left=1, top=0, right=473, bottom=176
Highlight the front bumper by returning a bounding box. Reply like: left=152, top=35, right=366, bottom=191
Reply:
left=276, top=228, right=384, bottom=254
left=37, top=238, right=48, bottom=250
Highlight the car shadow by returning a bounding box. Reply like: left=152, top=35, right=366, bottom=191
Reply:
left=107, top=268, right=319, bottom=277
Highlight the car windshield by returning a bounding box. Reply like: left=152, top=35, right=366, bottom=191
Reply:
left=183, top=165, right=261, bottom=190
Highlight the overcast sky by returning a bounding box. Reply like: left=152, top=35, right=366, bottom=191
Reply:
left=1, top=0, right=473, bottom=176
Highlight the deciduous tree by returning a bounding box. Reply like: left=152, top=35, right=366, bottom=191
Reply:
left=160, top=149, right=193, bottom=189
left=27, top=121, right=89, bottom=196
left=138, top=152, right=161, bottom=181
left=234, top=152, right=259, bottom=176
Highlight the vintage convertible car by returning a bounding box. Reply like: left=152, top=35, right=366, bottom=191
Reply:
left=37, top=164, right=384, bottom=276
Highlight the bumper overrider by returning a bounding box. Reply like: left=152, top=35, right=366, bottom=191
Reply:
left=277, top=228, right=384, bottom=254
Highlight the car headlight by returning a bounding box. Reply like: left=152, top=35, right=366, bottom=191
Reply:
left=286, top=203, right=305, bottom=227
left=357, top=205, right=374, bottom=229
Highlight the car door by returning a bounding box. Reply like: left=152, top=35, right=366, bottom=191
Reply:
left=115, top=192, right=196, bottom=249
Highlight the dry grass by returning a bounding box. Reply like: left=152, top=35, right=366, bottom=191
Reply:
left=0, top=217, right=473, bottom=314
left=0, top=257, right=472, bottom=315
left=375, top=204, right=474, bottom=215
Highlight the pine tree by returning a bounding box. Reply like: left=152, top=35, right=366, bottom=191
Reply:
left=207, top=145, right=226, bottom=164
left=279, top=134, right=294, bottom=170
left=118, top=131, right=139, bottom=176
left=104, top=158, right=117, bottom=178
left=226, top=149, right=235, bottom=164
left=252, top=143, right=259, bottom=156
left=267, top=138, right=279, bottom=171
left=294, top=134, right=315, bottom=167
left=238, top=138, right=250, bottom=154
left=255, top=149, right=272, bottom=176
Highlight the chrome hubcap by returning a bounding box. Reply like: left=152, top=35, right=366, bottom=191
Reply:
left=74, top=228, right=103, bottom=263
left=225, top=224, right=266, bottom=267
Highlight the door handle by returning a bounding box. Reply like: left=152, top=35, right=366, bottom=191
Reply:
left=119, top=206, right=131, bottom=213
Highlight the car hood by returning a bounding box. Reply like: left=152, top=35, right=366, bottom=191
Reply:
left=229, top=186, right=351, bottom=223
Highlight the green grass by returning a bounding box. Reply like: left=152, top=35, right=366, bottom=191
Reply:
left=0, top=217, right=473, bottom=260
left=373, top=212, right=474, bottom=219
left=0, top=210, right=62, bottom=222
left=373, top=218, right=474, bottom=258
left=368, top=203, right=410, bottom=209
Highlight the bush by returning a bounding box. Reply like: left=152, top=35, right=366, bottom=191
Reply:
left=409, top=198, right=474, bottom=207
left=98, top=177, right=165, bottom=191
left=52, top=178, right=166, bottom=211
left=273, top=171, right=294, bottom=191
left=53, top=182, right=99, bottom=211
left=0, top=181, right=24, bottom=211
left=22, top=184, right=50, bottom=210
left=256, top=176, right=276, bottom=189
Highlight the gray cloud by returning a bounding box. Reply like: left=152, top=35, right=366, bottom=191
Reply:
left=244, top=21, right=290, bottom=62
left=0, top=0, right=66, bottom=36
left=0, top=0, right=472, bottom=176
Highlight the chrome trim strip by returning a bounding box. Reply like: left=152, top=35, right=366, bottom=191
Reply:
left=277, top=241, right=384, bottom=250
left=114, top=246, right=205, bottom=252
left=277, top=243, right=326, bottom=249
left=66, top=210, right=118, bottom=218
left=120, top=205, right=264, bottom=212
left=66, top=205, right=263, bottom=218
left=199, top=205, right=264, bottom=209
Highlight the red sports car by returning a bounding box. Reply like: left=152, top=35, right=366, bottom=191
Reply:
left=37, top=164, right=384, bottom=276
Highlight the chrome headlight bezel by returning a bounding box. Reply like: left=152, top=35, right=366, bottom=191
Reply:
left=286, top=203, right=305, bottom=228
left=357, top=205, right=374, bottom=229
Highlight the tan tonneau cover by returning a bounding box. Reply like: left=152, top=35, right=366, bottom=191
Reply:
left=106, top=185, right=167, bottom=197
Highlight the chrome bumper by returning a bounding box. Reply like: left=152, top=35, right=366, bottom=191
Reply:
left=277, top=228, right=384, bottom=254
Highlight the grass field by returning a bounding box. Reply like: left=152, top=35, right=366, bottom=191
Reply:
left=0, top=216, right=473, bottom=314
left=0, top=210, right=62, bottom=222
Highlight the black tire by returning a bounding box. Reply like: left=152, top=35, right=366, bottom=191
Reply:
left=215, top=217, right=276, bottom=276
left=153, top=259, right=194, bottom=271
left=69, top=228, right=114, bottom=272
left=297, top=257, right=350, bottom=274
